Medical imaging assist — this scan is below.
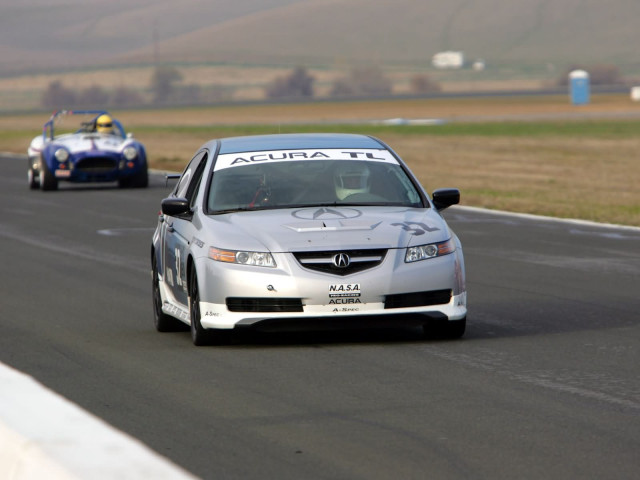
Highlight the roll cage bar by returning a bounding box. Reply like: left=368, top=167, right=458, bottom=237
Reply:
left=42, top=109, right=126, bottom=140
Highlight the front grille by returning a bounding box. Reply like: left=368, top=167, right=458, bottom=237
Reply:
left=384, top=290, right=452, bottom=309
left=293, top=249, right=387, bottom=276
left=75, top=157, right=117, bottom=174
left=226, top=297, right=304, bottom=313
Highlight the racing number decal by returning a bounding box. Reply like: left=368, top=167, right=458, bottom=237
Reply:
left=174, top=247, right=183, bottom=287
left=162, top=219, right=189, bottom=305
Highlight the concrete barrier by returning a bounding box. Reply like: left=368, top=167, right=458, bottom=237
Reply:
left=0, top=362, right=198, bottom=480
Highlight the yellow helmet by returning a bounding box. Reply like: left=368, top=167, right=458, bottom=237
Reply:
left=96, top=114, right=113, bottom=134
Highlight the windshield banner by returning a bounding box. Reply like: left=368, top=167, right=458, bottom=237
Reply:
left=214, top=148, right=398, bottom=171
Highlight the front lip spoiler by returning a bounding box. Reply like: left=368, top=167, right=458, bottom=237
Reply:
left=235, top=312, right=448, bottom=333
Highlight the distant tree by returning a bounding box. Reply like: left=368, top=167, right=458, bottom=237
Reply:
left=330, top=66, right=392, bottom=97
left=409, top=74, right=441, bottom=94
left=201, top=85, right=234, bottom=103
left=41, top=80, right=76, bottom=109
left=351, top=66, right=392, bottom=95
left=557, top=64, right=626, bottom=86
left=265, top=67, right=315, bottom=99
left=173, top=84, right=202, bottom=105
left=329, top=78, right=356, bottom=97
left=150, top=66, right=183, bottom=104
left=76, top=85, right=110, bottom=107
left=111, top=86, right=145, bottom=107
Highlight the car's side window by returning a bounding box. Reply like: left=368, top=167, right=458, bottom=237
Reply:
left=175, top=151, right=207, bottom=199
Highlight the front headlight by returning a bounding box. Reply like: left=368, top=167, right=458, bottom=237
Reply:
left=405, top=238, right=455, bottom=263
left=54, top=148, right=69, bottom=162
left=209, top=247, right=276, bottom=268
left=123, top=146, right=138, bottom=161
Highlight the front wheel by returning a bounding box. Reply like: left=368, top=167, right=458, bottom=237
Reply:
left=424, top=316, right=466, bottom=340
left=39, top=159, right=58, bottom=191
left=443, top=317, right=466, bottom=339
left=119, top=167, right=148, bottom=188
left=28, top=168, right=39, bottom=189
left=189, top=267, right=212, bottom=346
left=188, top=267, right=231, bottom=346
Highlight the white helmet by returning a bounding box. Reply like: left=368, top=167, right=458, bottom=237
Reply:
left=334, top=162, right=370, bottom=200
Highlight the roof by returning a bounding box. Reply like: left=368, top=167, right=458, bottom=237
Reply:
left=217, top=133, right=385, bottom=155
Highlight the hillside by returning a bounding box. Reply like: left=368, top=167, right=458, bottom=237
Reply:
left=1, top=0, right=640, bottom=75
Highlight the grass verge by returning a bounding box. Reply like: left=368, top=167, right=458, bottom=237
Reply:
left=1, top=100, right=639, bottom=227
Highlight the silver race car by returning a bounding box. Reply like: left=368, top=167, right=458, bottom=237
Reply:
left=151, top=133, right=467, bottom=345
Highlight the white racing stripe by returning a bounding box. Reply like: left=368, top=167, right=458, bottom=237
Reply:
left=453, top=205, right=640, bottom=233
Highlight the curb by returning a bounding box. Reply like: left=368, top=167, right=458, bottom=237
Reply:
left=0, top=362, right=197, bottom=480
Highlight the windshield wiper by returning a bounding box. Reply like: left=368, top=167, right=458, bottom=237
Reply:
left=210, top=206, right=273, bottom=215
left=210, top=207, right=253, bottom=215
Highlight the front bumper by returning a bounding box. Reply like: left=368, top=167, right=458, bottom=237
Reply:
left=49, top=154, right=145, bottom=183
left=194, top=248, right=467, bottom=330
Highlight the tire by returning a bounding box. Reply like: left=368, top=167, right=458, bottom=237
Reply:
left=443, top=317, right=466, bottom=339
left=189, top=267, right=212, bottom=346
left=28, top=168, right=39, bottom=189
left=424, top=316, right=466, bottom=340
left=152, top=255, right=186, bottom=332
left=119, top=167, right=148, bottom=189
left=188, top=267, right=232, bottom=346
left=39, top=159, right=58, bottom=191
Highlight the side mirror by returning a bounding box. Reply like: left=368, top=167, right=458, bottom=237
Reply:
left=161, top=197, right=191, bottom=217
left=432, top=188, right=460, bottom=210
left=164, top=173, right=181, bottom=187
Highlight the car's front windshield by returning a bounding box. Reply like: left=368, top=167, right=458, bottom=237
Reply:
left=207, top=157, right=424, bottom=213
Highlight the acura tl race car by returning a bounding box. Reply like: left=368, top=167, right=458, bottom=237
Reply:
left=27, top=110, right=148, bottom=190
left=151, top=133, right=467, bottom=345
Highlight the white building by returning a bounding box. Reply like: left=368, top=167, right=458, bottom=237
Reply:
left=432, top=51, right=465, bottom=69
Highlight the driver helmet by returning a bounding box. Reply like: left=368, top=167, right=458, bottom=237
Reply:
left=334, top=162, right=371, bottom=200
left=95, top=114, right=114, bottom=134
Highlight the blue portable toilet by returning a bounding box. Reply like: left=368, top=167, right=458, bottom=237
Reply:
left=569, top=69, right=590, bottom=105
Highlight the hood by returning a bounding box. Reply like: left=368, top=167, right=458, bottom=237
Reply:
left=203, top=206, right=451, bottom=253
left=53, top=133, right=128, bottom=154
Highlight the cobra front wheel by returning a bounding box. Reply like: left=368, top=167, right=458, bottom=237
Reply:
left=39, top=159, right=58, bottom=191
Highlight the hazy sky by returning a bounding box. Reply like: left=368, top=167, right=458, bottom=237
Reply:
left=1, top=0, right=638, bottom=74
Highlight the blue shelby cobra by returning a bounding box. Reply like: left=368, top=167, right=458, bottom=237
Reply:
left=27, top=110, right=148, bottom=190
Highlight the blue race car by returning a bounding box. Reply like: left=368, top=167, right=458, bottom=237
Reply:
left=27, top=110, right=148, bottom=190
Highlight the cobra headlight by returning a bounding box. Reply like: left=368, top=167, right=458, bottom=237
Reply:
left=54, top=148, right=69, bottom=162
left=123, top=146, right=138, bottom=161
left=405, top=238, right=455, bottom=263
left=209, top=247, right=276, bottom=268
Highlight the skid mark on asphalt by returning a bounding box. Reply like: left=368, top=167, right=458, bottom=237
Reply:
left=0, top=224, right=148, bottom=273
left=421, top=346, right=640, bottom=412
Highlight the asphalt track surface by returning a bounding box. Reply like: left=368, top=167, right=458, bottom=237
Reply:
left=1, top=155, right=639, bottom=480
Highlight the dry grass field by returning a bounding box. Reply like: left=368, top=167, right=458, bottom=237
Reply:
left=1, top=94, right=639, bottom=226
left=397, top=134, right=640, bottom=226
